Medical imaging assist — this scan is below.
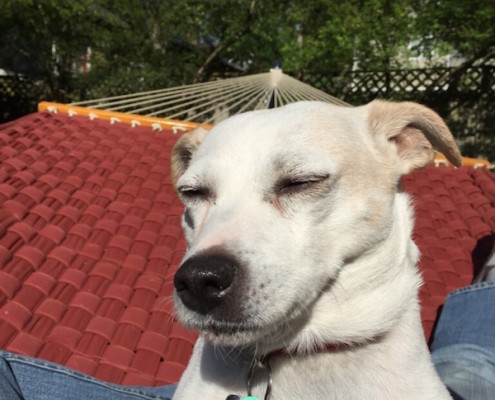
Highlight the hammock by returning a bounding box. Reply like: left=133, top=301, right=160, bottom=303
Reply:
left=38, top=69, right=490, bottom=168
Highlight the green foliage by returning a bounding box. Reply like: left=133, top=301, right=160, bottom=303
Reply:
left=1, top=0, right=493, bottom=92
left=0, top=1, right=99, bottom=94
left=280, top=0, right=418, bottom=75
left=417, top=0, right=495, bottom=61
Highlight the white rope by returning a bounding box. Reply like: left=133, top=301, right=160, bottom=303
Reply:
left=105, top=75, right=266, bottom=112
left=71, top=69, right=348, bottom=124
left=72, top=77, right=244, bottom=106
left=201, top=83, right=272, bottom=122
left=88, top=73, right=269, bottom=111
left=159, top=77, right=266, bottom=115
left=163, top=81, right=267, bottom=120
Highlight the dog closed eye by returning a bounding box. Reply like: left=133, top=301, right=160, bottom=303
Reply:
left=275, top=173, right=331, bottom=196
left=178, top=185, right=211, bottom=202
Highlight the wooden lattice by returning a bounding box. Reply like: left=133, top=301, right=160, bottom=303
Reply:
left=0, top=76, right=45, bottom=122
left=305, top=66, right=495, bottom=102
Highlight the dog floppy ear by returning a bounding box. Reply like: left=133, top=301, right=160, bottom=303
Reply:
left=170, top=126, right=208, bottom=188
left=368, top=100, right=462, bottom=175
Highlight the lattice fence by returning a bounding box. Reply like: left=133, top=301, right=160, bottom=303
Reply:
left=0, top=76, right=46, bottom=122
left=304, top=66, right=495, bottom=103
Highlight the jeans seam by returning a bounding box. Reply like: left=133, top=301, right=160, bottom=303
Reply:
left=448, top=281, right=495, bottom=297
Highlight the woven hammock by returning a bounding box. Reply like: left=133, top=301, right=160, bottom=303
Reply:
left=68, top=68, right=347, bottom=125
left=37, top=69, right=490, bottom=167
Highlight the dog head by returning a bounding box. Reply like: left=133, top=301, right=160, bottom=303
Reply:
left=170, top=101, right=461, bottom=348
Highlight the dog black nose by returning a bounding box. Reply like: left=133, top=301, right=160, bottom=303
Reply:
left=174, top=254, right=238, bottom=314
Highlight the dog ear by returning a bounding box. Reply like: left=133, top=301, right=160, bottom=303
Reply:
left=170, top=126, right=208, bottom=188
left=368, top=100, right=462, bottom=175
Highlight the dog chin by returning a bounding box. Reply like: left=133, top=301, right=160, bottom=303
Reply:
left=189, top=318, right=266, bottom=346
left=177, top=310, right=281, bottom=347
left=175, top=296, right=313, bottom=348
left=203, top=326, right=259, bottom=347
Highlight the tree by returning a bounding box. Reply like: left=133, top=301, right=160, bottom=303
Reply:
left=58, top=0, right=290, bottom=97
left=278, top=0, right=421, bottom=78
left=0, top=0, right=102, bottom=99
left=89, top=0, right=288, bottom=82
left=2, top=0, right=492, bottom=92
left=416, top=0, right=495, bottom=65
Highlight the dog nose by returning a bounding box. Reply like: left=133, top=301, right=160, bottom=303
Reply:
left=174, top=254, right=238, bottom=314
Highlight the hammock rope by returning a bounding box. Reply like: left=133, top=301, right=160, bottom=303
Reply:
left=70, top=69, right=348, bottom=125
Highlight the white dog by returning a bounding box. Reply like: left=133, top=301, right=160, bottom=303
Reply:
left=170, top=100, right=461, bottom=399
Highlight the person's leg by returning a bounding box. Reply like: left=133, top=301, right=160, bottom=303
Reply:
left=430, top=281, right=495, bottom=400
left=0, top=352, right=23, bottom=400
left=0, top=350, right=177, bottom=400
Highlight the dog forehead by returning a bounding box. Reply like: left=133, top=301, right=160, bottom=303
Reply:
left=196, top=102, right=368, bottom=161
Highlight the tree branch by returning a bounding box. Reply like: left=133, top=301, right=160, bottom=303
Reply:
left=193, top=0, right=256, bottom=83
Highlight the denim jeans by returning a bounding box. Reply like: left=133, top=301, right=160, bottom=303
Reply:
left=1, top=282, right=494, bottom=400
left=430, top=281, right=495, bottom=399
left=0, top=350, right=177, bottom=400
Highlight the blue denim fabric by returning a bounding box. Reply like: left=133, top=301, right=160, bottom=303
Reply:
left=0, top=350, right=177, bottom=400
left=432, top=344, right=495, bottom=400
left=430, top=281, right=495, bottom=400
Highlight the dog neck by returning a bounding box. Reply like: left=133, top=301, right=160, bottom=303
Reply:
left=269, top=342, right=350, bottom=358
left=247, top=340, right=368, bottom=400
